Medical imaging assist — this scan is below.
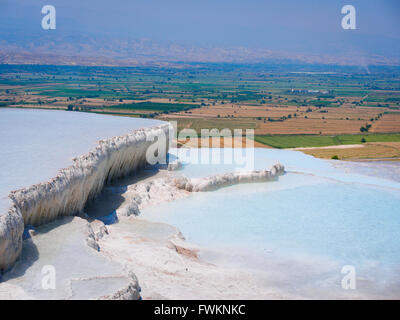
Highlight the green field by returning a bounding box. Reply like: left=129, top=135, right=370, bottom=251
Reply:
left=254, top=133, right=400, bottom=149
left=2, top=64, right=400, bottom=111
left=108, top=102, right=199, bottom=113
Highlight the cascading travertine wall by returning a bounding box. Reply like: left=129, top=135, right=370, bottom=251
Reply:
left=0, top=123, right=171, bottom=273
left=0, top=206, right=24, bottom=274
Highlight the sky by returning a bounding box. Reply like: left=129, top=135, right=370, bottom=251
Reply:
left=0, top=0, right=399, bottom=62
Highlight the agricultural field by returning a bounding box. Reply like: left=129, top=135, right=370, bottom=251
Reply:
left=299, top=142, right=400, bottom=161
left=1, top=63, right=399, bottom=159
left=254, top=133, right=400, bottom=149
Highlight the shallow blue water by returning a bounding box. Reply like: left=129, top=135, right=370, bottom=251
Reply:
left=144, top=148, right=400, bottom=297
left=146, top=180, right=400, bottom=265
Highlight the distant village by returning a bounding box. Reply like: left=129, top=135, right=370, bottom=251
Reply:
left=288, top=89, right=330, bottom=95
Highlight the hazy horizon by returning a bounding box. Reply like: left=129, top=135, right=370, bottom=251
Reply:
left=0, top=0, right=399, bottom=66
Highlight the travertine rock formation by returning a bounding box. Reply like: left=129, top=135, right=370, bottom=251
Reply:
left=0, top=123, right=171, bottom=273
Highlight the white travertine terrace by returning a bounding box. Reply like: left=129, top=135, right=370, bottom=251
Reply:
left=0, top=123, right=172, bottom=272
left=113, top=163, right=285, bottom=218
left=173, top=163, right=285, bottom=192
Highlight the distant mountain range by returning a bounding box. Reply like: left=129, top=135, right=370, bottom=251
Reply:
left=0, top=35, right=399, bottom=67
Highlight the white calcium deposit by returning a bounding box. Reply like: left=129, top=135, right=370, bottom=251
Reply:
left=173, top=163, right=285, bottom=192
left=0, top=122, right=172, bottom=273
left=111, top=163, right=285, bottom=218
left=0, top=216, right=141, bottom=300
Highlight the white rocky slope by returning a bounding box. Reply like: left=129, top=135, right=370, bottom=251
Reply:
left=0, top=217, right=140, bottom=300
left=0, top=123, right=171, bottom=273
left=1, top=162, right=285, bottom=299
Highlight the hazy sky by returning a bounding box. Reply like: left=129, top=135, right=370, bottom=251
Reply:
left=0, top=0, right=399, bottom=58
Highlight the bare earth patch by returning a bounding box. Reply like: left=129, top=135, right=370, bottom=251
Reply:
left=299, top=142, right=400, bottom=161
